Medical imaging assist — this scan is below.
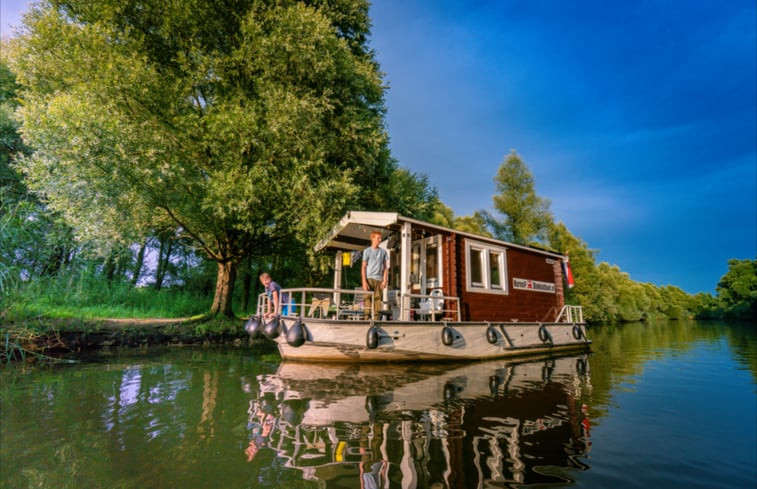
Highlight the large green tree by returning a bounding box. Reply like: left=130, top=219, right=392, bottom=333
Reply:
left=483, top=150, right=553, bottom=245
left=9, top=0, right=393, bottom=316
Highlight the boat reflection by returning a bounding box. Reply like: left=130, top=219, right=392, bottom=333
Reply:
left=242, top=354, right=592, bottom=488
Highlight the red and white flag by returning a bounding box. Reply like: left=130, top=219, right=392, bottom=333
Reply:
left=562, top=256, right=575, bottom=289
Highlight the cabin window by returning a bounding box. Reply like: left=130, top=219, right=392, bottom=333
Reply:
left=469, top=248, right=484, bottom=287
left=411, top=235, right=443, bottom=291
left=426, top=239, right=439, bottom=287
left=465, top=240, right=507, bottom=294
left=411, top=246, right=420, bottom=286
left=489, top=250, right=503, bottom=289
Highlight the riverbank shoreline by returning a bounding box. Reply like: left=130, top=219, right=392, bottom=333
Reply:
left=1, top=316, right=255, bottom=362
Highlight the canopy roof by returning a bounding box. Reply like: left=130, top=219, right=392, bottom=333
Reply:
left=314, top=211, right=566, bottom=260
left=315, top=211, right=402, bottom=252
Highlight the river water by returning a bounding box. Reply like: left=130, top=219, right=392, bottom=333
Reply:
left=1, top=320, right=755, bottom=489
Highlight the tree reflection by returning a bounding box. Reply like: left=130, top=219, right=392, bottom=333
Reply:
left=3, top=322, right=752, bottom=488
left=243, top=355, right=593, bottom=488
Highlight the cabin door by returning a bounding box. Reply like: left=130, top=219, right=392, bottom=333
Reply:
left=411, top=235, right=443, bottom=295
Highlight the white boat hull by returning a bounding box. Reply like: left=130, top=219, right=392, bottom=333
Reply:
left=272, top=318, right=590, bottom=362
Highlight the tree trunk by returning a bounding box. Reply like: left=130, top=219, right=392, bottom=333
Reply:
left=155, top=237, right=173, bottom=290
left=132, top=240, right=147, bottom=286
left=154, top=239, right=165, bottom=290
left=103, top=254, right=116, bottom=281
left=240, top=257, right=257, bottom=314
left=210, top=260, right=237, bottom=317
left=43, top=246, right=65, bottom=275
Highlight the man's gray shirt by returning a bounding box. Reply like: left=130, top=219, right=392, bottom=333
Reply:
left=362, top=247, right=388, bottom=280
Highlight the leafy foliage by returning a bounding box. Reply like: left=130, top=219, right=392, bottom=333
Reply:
left=8, top=0, right=397, bottom=316
left=482, top=150, right=553, bottom=245
left=1, top=50, right=78, bottom=300
left=375, top=168, right=438, bottom=221
left=714, top=259, right=757, bottom=319
left=427, top=201, right=492, bottom=236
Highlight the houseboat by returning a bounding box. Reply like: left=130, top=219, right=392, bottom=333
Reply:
left=246, top=211, right=589, bottom=362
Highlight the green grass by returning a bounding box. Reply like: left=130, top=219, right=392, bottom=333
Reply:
left=3, top=269, right=213, bottom=321
left=0, top=271, right=260, bottom=364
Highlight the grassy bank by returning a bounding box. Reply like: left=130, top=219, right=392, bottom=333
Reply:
left=1, top=315, right=255, bottom=365
left=0, top=272, right=260, bottom=364
left=5, top=270, right=217, bottom=320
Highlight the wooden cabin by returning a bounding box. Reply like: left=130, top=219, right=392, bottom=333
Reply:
left=315, top=211, right=572, bottom=324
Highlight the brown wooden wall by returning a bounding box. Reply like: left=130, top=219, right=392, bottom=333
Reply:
left=445, top=236, right=564, bottom=322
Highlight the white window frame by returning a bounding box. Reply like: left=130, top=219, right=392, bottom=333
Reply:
left=423, top=235, right=443, bottom=290
left=465, top=239, right=508, bottom=294
left=411, top=235, right=443, bottom=292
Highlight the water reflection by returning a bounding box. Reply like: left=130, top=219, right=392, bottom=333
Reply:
left=241, top=354, right=593, bottom=488
left=2, top=321, right=753, bottom=488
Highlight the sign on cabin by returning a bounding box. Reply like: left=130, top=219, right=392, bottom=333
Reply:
left=512, top=278, right=556, bottom=293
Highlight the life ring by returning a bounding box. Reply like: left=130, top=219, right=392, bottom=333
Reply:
left=366, top=326, right=379, bottom=349
left=538, top=325, right=552, bottom=344
left=572, top=325, right=584, bottom=340
left=441, top=326, right=454, bottom=346
left=486, top=325, right=498, bottom=344
left=286, top=320, right=307, bottom=347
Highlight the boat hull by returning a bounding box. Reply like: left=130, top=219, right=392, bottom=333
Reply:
left=273, top=318, right=590, bottom=362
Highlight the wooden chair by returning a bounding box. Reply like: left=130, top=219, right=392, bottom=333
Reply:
left=308, top=297, right=332, bottom=318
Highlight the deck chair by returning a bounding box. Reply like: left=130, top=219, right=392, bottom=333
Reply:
left=308, top=297, right=331, bottom=318
left=419, top=289, right=444, bottom=320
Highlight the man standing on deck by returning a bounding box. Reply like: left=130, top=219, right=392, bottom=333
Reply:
left=362, top=231, right=389, bottom=320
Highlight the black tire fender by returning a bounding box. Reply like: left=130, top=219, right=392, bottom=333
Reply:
left=538, top=325, right=552, bottom=344
left=572, top=325, right=584, bottom=340
left=263, top=316, right=281, bottom=339
left=366, top=326, right=379, bottom=349
left=442, top=326, right=454, bottom=346
left=286, top=320, right=306, bottom=347
left=486, top=325, right=498, bottom=344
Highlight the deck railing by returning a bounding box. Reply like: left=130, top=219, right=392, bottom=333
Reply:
left=556, top=304, right=584, bottom=323
left=402, top=292, right=461, bottom=322
left=256, top=287, right=368, bottom=319
left=255, top=287, right=461, bottom=322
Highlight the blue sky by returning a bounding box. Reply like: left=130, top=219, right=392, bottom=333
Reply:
left=3, top=1, right=755, bottom=294
left=368, top=1, right=756, bottom=294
